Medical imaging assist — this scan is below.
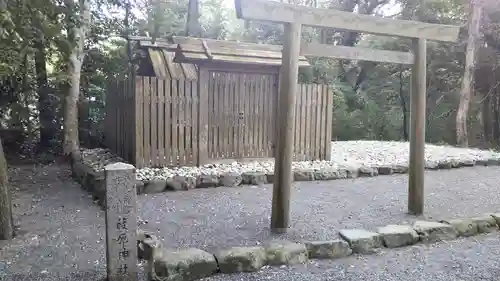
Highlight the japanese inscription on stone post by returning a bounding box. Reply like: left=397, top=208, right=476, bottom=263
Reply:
left=105, top=162, right=138, bottom=281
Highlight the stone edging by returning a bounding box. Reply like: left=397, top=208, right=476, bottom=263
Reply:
left=137, top=214, right=500, bottom=281
left=70, top=150, right=500, bottom=203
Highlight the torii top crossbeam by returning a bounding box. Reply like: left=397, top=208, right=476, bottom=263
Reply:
left=235, top=0, right=459, bottom=42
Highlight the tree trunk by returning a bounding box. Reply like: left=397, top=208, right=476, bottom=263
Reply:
left=186, top=0, right=202, bottom=37
left=34, top=35, right=57, bottom=152
left=494, top=91, right=500, bottom=146
left=0, top=136, right=14, bottom=240
left=456, top=2, right=482, bottom=147
left=399, top=67, right=409, bottom=141
left=482, top=91, right=491, bottom=144
left=63, top=0, right=90, bottom=155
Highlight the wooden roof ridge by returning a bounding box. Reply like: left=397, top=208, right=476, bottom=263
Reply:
left=172, top=36, right=310, bottom=67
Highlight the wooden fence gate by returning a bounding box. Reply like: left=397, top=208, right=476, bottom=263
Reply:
left=207, top=71, right=278, bottom=160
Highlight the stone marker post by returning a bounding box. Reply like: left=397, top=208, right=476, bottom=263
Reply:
left=104, top=162, right=138, bottom=281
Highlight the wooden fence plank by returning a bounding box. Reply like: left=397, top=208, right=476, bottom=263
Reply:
left=257, top=75, right=264, bottom=157
left=157, top=79, right=165, bottom=166
left=231, top=73, right=238, bottom=158
left=260, top=75, right=268, bottom=157
left=208, top=72, right=214, bottom=159
left=300, top=84, right=307, bottom=161
left=117, top=80, right=123, bottom=158
left=214, top=73, right=221, bottom=159
left=325, top=85, right=333, bottom=161
left=244, top=74, right=252, bottom=157
left=236, top=74, right=244, bottom=158
left=184, top=80, right=192, bottom=164
left=191, top=80, right=199, bottom=165
left=143, top=77, right=152, bottom=167
left=150, top=77, right=158, bottom=167
left=221, top=73, right=230, bottom=158
left=318, top=84, right=326, bottom=159
left=304, top=84, right=312, bottom=160
left=135, top=76, right=144, bottom=168
left=198, top=69, right=209, bottom=165
left=314, top=84, right=322, bottom=159
left=207, top=73, right=213, bottom=158
left=178, top=80, right=186, bottom=165
left=248, top=75, right=256, bottom=157
left=164, top=79, right=172, bottom=165
left=171, top=79, right=179, bottom=165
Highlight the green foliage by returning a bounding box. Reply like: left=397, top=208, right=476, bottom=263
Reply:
left=1, top=0, right=499, bottom=151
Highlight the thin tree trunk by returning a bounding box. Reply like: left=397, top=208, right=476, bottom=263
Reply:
left=494, top=91, right=500, bottom=145
left=34, top=35, right=57, bottom=151
left=399, top=67, right=409, bottom=141
left=482, top=91, right=491, bottom=144
left=186, top=0, right=202, bottom=37
left=63, top=0, right=90, bottom=155
left=456, top=2, right=482, bottom=147
left=0, top=136, right=13, bottom=240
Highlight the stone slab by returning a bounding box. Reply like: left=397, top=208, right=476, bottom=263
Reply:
left=358, top=166, right=378, bottom=177
left=377, top=225, right=419, bottom=248
left=196, top=175, right=220, bottom=188
left=265, top=240, right=308, bottom=265
left=215, top=246, right=266, bottom=273
left=471, top=214, right=498, bottom=233
left=412, top=221, right=458, bottom=243
left=241, top=172, right=267, bottom=185
left=219, top=173, right=243, bottom=187
left=152, top=248, right=218, bottom=281
left=304, top=240, right=352, bottom=259
left=339, top=229, right=382, bottom=253
left=491, top=213, right=500, bottom=226
left=104, top=162, right=138, bottom=281
left=294, top=170, right=315, bottom=181
left=313, top=169, right=346, bottom=180
left=441, top=218, right=477, bottom=237
left=144, top=179, right=167, bottom=194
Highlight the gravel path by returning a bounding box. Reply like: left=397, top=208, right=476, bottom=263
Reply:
left=2, top=159, right=500, bottom=280
left=201, top=233, right=500, bottom=281
left=140, top=166, right=500, bottom=252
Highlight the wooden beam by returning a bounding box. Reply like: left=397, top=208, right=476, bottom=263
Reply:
left=301, top=43, right=415, bottom=65
left=408, top=38, right=427, bottom=215
left=270, top=22, right=302, bottom=234
left=201, top=40, right=214, bottom=60
left=234, top=0, right=460, bottom=42
left=173, top=36, right=282, bottom=52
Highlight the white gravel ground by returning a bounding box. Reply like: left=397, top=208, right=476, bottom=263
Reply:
left=135, top=141, right=500, bottom=181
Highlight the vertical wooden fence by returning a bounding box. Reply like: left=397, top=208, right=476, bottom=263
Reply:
left=293, top=84, right=333, bottom=161
left=104, top=78, right=135, bottom=163
left=134, top=76, right=199, bottom=168
left=105, top=77, right=333, bottom=168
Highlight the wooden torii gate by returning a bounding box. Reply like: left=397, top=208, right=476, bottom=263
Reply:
left=235, top=0, right=461, bottom=233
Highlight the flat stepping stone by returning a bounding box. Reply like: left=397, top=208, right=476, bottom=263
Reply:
left=265, top=240, right=308, bottom=265
left=339, top=229, right=382, bottom=253
left=215, top=246, right=266, bottom=273
left=377, top=224, right=419, bottom=248
left=304, top=240, right=352, bottom=259
left=412, top=221, right=458, bottom=243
